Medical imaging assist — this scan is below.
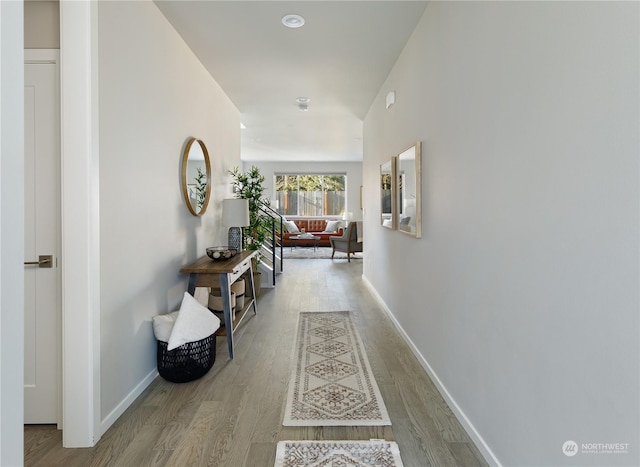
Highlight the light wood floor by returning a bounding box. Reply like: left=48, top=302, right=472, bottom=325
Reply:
left=25, top=256, right=487, bottom=467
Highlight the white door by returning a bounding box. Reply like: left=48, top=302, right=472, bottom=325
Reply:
left=24, top=53, right=61, bottom=424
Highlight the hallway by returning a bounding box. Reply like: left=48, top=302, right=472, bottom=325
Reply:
left=25, top=258, right=486, bottom=466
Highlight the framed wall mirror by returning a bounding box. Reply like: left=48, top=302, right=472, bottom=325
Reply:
left=380, top=158, right=396, bottom=229
left=181, top=137, right=212, bottom=216
left=396, top=141, right=422, bottom=237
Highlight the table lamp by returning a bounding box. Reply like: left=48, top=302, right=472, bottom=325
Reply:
left=223, top=198, right=250, bottom=252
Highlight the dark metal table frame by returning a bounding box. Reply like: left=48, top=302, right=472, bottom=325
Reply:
left=290, top=234, right=320, bottom=251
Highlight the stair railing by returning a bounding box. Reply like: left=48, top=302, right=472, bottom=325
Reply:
left=258, top=202, right=285, bottom=286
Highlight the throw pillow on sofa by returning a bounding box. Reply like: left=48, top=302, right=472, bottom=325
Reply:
left=324, top=220, right=342, bottom=232
left=284, top=220, right=300, bottom=233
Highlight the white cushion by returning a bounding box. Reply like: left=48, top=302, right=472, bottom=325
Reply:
left=167, top=292, right=220, bottom=350
left=152, top=311, right=179, bottom=342
left=324, top=220, right=341, bottom=232
left=284, top=220, right=300, bottom=233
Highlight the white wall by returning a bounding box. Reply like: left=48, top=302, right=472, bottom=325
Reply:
left=98, top=1, right=239, bottom=430
left=243, top=161, right=363, bottom=218
left=0, top=1, right=24, bottom=464
left=363, top=2, right=639, bottom=466
left=59, top=0, right=102, bottom=446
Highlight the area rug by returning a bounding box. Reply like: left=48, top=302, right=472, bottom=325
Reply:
left=282, top=247, right=362, bottom=260
left=275, top=440, right=404, bottom=467
left=283, top=312, right=391, bottom=426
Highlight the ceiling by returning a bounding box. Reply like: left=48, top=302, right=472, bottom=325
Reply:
left=154, top=1, right=428, bottom=162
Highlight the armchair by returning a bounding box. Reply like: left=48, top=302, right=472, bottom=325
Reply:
left=330, top=223, right=362, bottom=262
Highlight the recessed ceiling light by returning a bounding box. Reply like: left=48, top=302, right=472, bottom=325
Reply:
left=296, top=97, right=310, bottom=104
left=282, top=14, right=305, bottom=29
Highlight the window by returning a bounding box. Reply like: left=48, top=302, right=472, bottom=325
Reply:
left=274, top=174, right=346, bottom=216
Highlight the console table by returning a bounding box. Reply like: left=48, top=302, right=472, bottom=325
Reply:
left=179, top=250, right=257, bottom=359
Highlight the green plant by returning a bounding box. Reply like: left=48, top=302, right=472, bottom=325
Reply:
left=229, top=166, right=272, bottom=263
left=194, top=167, right=207, bottom=210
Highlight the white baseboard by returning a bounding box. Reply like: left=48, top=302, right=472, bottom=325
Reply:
left=99, top=368, right=158, bottom=437
left=361, top=274, right=502, bottom=467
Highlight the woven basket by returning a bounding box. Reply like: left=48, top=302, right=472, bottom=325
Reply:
left=157, top=333, right=216, bottom=383
left=231, top=279, right=245, bottom=311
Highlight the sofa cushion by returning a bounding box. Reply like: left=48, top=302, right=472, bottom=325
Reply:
left=305, top=219, right=328, bottom=232
left=293, top=220, right=308, bottom=231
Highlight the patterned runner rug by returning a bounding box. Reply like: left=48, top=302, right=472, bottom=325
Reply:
left=275, top=440, right=404, bottom=467
left=283, top=311, right=391, bottom=426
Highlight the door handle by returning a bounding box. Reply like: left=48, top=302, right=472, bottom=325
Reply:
left=24, top=255, right=53, bottom=268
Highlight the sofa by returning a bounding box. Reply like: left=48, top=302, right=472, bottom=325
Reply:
left=278, top=218, right=344, bottom=247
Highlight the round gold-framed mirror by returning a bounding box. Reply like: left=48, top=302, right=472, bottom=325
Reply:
left=181, top=137, right=212, bottom=216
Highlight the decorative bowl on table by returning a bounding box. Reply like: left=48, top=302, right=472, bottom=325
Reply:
left=206, top=246, right=237, bottom=261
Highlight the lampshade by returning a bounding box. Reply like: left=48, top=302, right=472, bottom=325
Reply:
left=222, top=199, right=250, bottom=227
left=342, top=212, right=353, bottom=221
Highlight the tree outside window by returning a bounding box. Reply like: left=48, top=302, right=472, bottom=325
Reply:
left=275, top=174, right=346, bottom=216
